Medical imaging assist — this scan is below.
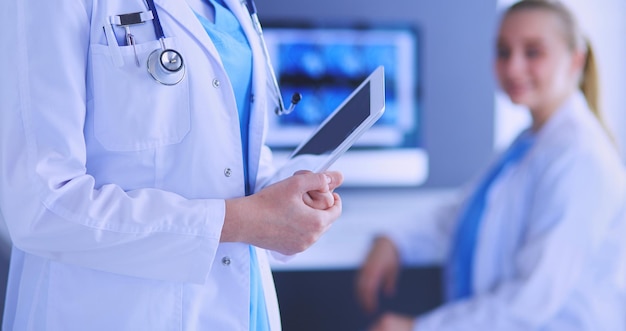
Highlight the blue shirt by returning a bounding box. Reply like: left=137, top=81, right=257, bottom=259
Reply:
left=194, top=0, right=252, bottom=194
left=447, top=130, right=535, bottom=301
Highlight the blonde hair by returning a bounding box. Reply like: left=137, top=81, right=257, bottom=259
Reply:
left=505, top=0, right=611, bottom=137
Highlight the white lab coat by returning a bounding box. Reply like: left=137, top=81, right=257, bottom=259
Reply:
left=0, top=0, right=282, bottom=330
left=388, top=92, right=626, bottom=330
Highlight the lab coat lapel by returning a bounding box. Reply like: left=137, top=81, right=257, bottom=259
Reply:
left=144, top=1, right=278, bottom=329
left=152, top=0, right=223, bottom=65
left=155, top=0, right=269, bottom=193
left=224, top=0, right=270, bottom=194
left=222, top=5, right=278, bottom=328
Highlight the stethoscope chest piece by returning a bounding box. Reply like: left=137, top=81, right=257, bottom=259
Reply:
left=147, top=48, right=185, bottom=85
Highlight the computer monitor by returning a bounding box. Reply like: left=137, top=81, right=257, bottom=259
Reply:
left=263, top=24, right=427, bottom=186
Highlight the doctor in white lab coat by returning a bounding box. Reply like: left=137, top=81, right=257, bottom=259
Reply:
left=0, top=0, right=343, bottom=330
left=357, top=1, right=626, bottom=330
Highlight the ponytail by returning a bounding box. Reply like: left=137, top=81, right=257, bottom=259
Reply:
left=579, top=42, right=600, bottom=122
left=580, top=41, right=616, bottom=144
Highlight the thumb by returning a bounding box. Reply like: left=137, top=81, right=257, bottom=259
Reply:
left=322, top=171, right=344, bottom=191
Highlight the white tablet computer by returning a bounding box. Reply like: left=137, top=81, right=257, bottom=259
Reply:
left=263, top=66, right=386, bottom=186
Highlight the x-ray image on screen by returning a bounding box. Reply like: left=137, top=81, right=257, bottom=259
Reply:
left=263, top=25, right=428, bottom=187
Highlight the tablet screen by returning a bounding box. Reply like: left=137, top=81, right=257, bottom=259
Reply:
left=261, top=66, right=384, bottom=188
left=292, top=82, right=371, bottom=157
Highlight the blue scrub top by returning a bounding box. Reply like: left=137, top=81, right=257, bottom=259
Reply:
left=194, top=0, right=252, bottom=194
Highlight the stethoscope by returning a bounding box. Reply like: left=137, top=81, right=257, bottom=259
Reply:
left=143, top=0, right=300, bottom=115
left=144, top=0, right=185, bottom=86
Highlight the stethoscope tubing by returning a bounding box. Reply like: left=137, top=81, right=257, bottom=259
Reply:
left=243, top=0, right=300, bottom=115
left=143, top=0, right=299, bottom=114
left=145, top=0, right=165, bottom=40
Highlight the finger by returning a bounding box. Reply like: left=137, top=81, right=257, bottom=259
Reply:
left=322, top=171, right=344, bottom=190
left=315, top=193, right=342, bottom=232
left=359, top=284, right=376, bottom=314
left=304, top=190, right=334, bottom=210
left=328, top=192, right=342, bottom=215
left=298, top=192, right=342, bottom=247
left=292, top=172, right=332, bottom=194
left=364, top=279, right=379, bottom=313
left=356, top=285, right=373, bottom=314
left=357, top=266, right=380, bottom=313
left=383, top=269, right=398, bottom=297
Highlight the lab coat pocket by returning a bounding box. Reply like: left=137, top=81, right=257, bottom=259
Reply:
left=47, top=262, right=182, bottom=331
left=90, top=38, right=190, bottom=152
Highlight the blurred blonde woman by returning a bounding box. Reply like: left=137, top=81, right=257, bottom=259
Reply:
left=356, top=1, right=626, bottom=330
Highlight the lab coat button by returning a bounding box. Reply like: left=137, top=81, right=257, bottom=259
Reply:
left=221, top=257, right=231, bottom=266
left=212, top=78, right=220, bottom=88
left=224, top=168, right=232, bottom=177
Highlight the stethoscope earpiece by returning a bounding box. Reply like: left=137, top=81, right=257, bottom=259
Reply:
left=147, top=48, right=185, bottom=86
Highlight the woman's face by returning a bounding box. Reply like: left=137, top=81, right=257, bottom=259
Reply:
left=495, top=9, right=582, bottom=115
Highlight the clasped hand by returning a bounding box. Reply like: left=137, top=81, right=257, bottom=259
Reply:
left=356, top=236, right=416, bottom=331
left=222, top=170, right=343, bottom=255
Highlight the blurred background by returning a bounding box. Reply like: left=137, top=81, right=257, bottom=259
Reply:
left=255, top=0, right=626, bottom=330
left=0, top=0, right=624, bottom=330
